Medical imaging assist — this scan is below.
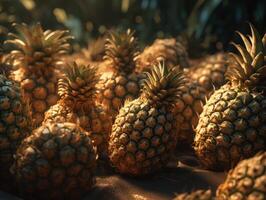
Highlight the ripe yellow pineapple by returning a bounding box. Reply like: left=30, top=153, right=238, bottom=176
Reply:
left=97, top=29, right=144, bottom=118
left=11, top=122, right=97, bottom=200
left=136, top=38, right=189, bottom=73
left=186, top=53, right=229, bottom=94
left=194, top=25, right=266, bottom=171
left=174, top=189, right=214, bottom=200
left=217, top=152, right=266, bottom=200
left=44, top=62, right=112, bottom=157
left=6, top=23, right=72, bottom=126
left=109, top=63, right=186, bottom=176
left=0, top=73, right=31, bottom=177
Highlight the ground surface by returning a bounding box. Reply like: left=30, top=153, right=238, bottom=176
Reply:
left=1, top=150, right=226, bottom=200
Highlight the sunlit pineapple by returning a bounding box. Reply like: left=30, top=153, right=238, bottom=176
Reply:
left=6, top=23, right=72, bottom=126
left=97, top=29, right=144, bottom=119
left=136, top=38, right=189, bottom=73
left=109, top=63, right=186, bottom=176
left=194, top=25, right=266, bottom=171
left=44, top=62, right=111, bottom=157
left=217, top=152, right=266, bottom=200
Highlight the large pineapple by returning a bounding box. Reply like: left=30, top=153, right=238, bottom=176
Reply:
left=194, top=25, right=266, bottom=171
left=186, top=53, right=229, bottom=94
left=109, top=63, right=186, bottom=176
left=217, top=151, right=266, bottom=200
left=136, top=38, right=189, bottom=73
left=6, top=23, right=72, bottom=126
left=97, top=29, right=144, bottom=118
left=0, top=73, right=31, bottom=177
left=174, top=189, right=214, bottom=200
left=11, top=122, right=97, bottom=200
left=44, top=62, right=112, bottom=157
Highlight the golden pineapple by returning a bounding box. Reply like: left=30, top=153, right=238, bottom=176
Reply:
left=11, top=122, right=97, bottom=200
left=6, top=23, right=72, bottom=126
left=109, top=63, right=186, bottom=176
left=136, top=38, right=189, bottom=73
left=0, top=73, right=31, bottom=177
left=186, top=53, right=229, bottom=94
left=174, top=189, right=214, bottom=200
left=217, top=152, right=266, bottom=200
left=174, top=81, right=206, bottom=145
left=194, top=25, right=266, bottom=171
left=44, top=62, right=112, bottom=157
left=97, top=29, right=144, bottom=118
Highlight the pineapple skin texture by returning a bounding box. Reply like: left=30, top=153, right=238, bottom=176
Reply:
left=136, top=38, right=189, bottom=73
left=174, top=189, right=214, bottom=200
left=98, top=71, right=145, bottom=118
left=187, top=53, right=229, bottom=94
left=11, top=122, right=97, bottom=200
left=44, top=103, right=112, bottom=158
left=216, top=152, right=266, bottom=200
left=174, top=81, right=206, bottom=145
left=12, top=67, right=59, bottom=126
left=0, top=75, right=31, bottom=174
left=109, top=98, right=177, bottom=176
left=194, top=84, right=266, bottom=171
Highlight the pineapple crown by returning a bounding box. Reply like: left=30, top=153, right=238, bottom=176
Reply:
left=142, top=62, right=186, bottom=108
left=83, top=36, right=106, bottom=62
left=5, top=23, right=73, bottom=70
left=104, top=29, right=139, bottom=74
left=58, top=62, right=99, bottom=110
left=226, top=24, right=266, bottom=89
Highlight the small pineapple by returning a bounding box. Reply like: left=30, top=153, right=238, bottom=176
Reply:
left=11, top=122, right=97, bottom=200
left=174, top=189, right=214, bottom=200
left=97, top=29, right=144, bottom=118
left=44, top=62, right=111, bottom=157
left=6, top=23, right=72, bottom=126
left=217, top=152, right=266, bottom=200
left=194, top=25, right=266, bottom=171
left=0, top=73, right=31, bottom=177
left=186, top=53, right=229, bottom=94
left=109, top=63, right=186, bottom=176
left=136, top=38, right=189, bottom=73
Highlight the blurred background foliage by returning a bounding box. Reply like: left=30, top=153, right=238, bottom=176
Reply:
left=0, top=0, right=265, bottom=54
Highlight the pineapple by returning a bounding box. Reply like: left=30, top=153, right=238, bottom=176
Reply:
left=11, top=122, right=97, bottom=200
left=44, top=62, right=112, bottom=157
left=217, top=152, right=266, bottom=200
left=97, top=29, right=144, bottom=118
left=174, top=81, right=206, bottom=145
left=6, top=23, right=72, bottom=126
left=109, top=63, right=186, bottom=176
left=0, top=73, right=31, bottom=178
left=186, top=53, right=229, bottom=95
left=0, top=52, right=13, bottom=76
left=174, top=189, right=214, bottom=200
left=194, top=25, right=266, bottom=171
left=136, top=38, right=189, bottom=73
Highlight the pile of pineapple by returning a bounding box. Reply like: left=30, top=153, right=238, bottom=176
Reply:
left=0, top=22, right=265, bottom=200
